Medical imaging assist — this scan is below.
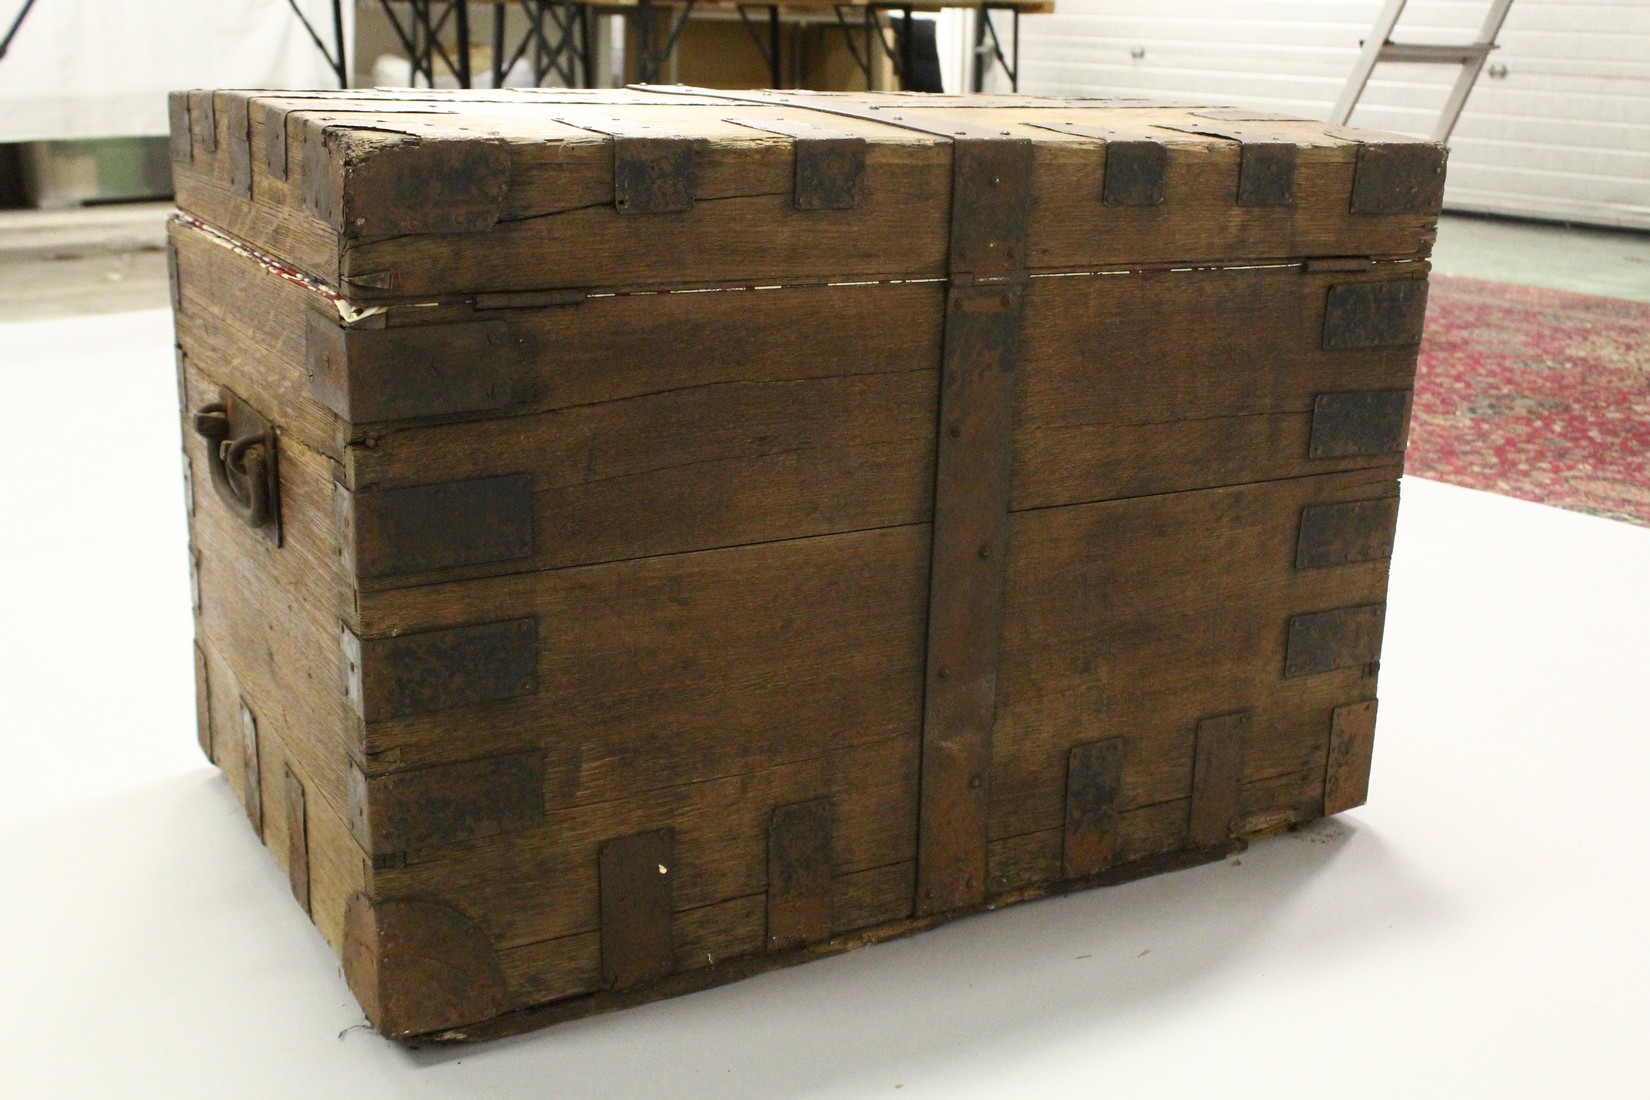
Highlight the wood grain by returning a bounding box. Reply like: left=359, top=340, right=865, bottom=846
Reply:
left=1324, top=698, right=1379, bottom=814
left=495, top=857, right=914, bottom=1012
left=172, top=92, right=1438, bottom=305
left=989, top=466, right=1397, bottom=842
left=344, top=366, right=938, bottom=581
left=197, top=636, right=367, bottom=954
left=1189, top=711, right=1249, bottom=847
left=184, top=354, right=362, bottom=819
left=376, top=734, right=919, bottom=952
left=1012, top=264, right=1425, bottom=510
left=355, top=524, right=930, bottom=794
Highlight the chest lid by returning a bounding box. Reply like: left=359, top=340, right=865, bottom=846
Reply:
left=170, top=86, right=1443, bottom=304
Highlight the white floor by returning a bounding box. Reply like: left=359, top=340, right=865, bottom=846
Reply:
left=3, top=310, right=1648, bottom=1098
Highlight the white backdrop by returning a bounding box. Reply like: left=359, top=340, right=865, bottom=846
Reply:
left=0, top=0, right=350, bottom=142
left=999, top=0, right=1650, bottom=231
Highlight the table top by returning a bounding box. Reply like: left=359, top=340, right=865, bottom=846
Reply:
left=591, top=0, right=1057, bottom=13
left=450, top=0, right=1056, bottom=8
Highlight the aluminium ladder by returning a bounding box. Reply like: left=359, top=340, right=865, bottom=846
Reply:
left=1329, top=0, right=1515, bottom=143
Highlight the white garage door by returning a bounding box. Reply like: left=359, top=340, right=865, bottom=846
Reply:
left=998, top=0, right=1650, bottom=229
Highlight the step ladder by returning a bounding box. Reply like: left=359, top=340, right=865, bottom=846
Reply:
left=1329, top=0, right=1515, bottom=143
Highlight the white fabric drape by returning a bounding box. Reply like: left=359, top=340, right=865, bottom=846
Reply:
left=0, top=0, right=350, bottom=142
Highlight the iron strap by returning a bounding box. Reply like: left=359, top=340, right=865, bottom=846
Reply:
left=636, top=87, right=1032, bottom=916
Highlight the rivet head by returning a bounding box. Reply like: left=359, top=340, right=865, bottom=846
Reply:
left=978, top=544, right=991, bottom=560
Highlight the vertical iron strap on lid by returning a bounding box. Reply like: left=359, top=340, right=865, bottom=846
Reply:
left=1153, top=121, right=1297, bottom=207
left=556, top=117, right=701, bottom=214
left=723, top=117, right=868, bottom=211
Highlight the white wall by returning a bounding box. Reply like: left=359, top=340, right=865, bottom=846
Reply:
left=997, top=0, right=1650, bottom=229
left=0, top=0, right=349, bottom=142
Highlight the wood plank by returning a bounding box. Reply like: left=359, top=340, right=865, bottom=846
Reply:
left=495, top=858, right=914, bottom=1012
left=175, top=219, right=946, bottom=588
left=177, top=347, right=355, bottom=631
left=173, top=211, right=947, bottom=451
left=170, top=222, right=350, bottom=463
left=195, top=647, right=367, bottom=955
left=186, top=370, right=362, bottom=824
left=173, top=94, right=1437, bottom=306
left=284, top=765, right=311, bottom=913
left=173, top=99, right=951, bottom=300
left=1188, top=711, right=1248, bottom=847
left=376, top=735, right=919, bottom=952
left=355, top=524, right=930, bottom=795
left=914, top=104, right=1436, bottom=267
left=344, top=366, right=938, bottom=581
left=989, top=467, right=1396, bottom=842
left=1324, top=699, right=1379, bottom=814
left=178, top=221, right=1423, bottom=590
left=1012, top=264, right=1426, bottom=510
left=985, top=755, right=1330, bottom=896
left=831, top=861, right=914, bottom=934
left=988, top=799, right=1190, bottom=895
left=598, top=829, right=676, bottom=990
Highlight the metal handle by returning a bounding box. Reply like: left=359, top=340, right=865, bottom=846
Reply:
left=194, top=402, right=272, bottom=529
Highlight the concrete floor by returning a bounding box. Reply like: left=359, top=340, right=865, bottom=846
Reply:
left=1430, top=213, right=1650, bottom=303
left=0, top=202, right=170, bottom=321
left=0, top=203, right=1645, bottom=321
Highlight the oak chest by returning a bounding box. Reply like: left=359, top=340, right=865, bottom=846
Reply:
left=168, top=86, right=1441, bottom=1040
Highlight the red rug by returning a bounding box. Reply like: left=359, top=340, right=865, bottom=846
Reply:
left=1408, top=275, right=1650, bottom=526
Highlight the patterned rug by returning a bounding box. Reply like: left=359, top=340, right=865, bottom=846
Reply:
left=1408, top=275, right=1650, bottom=526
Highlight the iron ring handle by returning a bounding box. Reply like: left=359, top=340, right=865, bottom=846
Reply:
left=193, top=402, right=272, bottom=529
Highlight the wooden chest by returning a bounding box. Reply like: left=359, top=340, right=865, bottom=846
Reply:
left=167, top=86, right=1441, bottom=1041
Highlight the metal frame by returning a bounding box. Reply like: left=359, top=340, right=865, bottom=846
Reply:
left=492, top=0, right=591, bottom=87
left=379, top=0, right=592, bottom=89
left=282, top=0, right=350, bottom=86
left=629, top=0, right=701, bottom=84
left=970, top=2, right=1020, bottom=92
left=734, top=3, right=784, bottom=87
left=378, top=0, right=467, bottom=86
left=1329, top=0, right=1515, bottom=143
left=829, top=3, right=916, bottom=91
left=0, top=0, right=41, bottom=65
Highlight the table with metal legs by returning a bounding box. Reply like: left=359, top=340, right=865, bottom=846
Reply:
left=153, top=0, right=1046, bottom=93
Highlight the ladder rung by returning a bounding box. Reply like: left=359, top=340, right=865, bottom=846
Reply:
left=1377, top=41, right=1496, bottom=65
